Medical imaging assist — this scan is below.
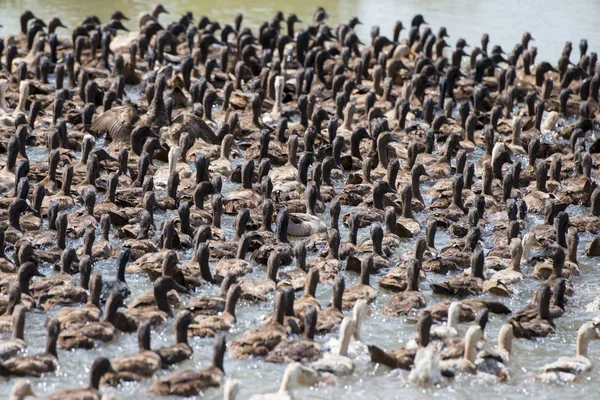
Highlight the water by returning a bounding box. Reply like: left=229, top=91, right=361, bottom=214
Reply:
left=1, top=0, right=600, bottom=63
left=2, top=0, right=600, bottom=399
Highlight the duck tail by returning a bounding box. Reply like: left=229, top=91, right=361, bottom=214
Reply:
left=368, top=345, right=398, bottom=369
left=482, top=301, right=512, bottom=315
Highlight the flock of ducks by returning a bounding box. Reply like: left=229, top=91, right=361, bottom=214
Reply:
left=1, top=4, right=600, bottom=399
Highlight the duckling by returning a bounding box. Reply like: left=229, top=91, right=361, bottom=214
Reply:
left=213, top=233, right=253, bottom=282
left=184, top=273, right=237, bottom=318
left=188, top=284, right=241, bottom=337
left=316, top=275, right=345, bottom=334
left=1, top=317, right=60, bottom=377
left=536, top=321, right=600, bottom=382
left=154, top=310, right=194, bottom=367
left=230, top=289, right=288, bottom=358
left=115, top=276, right=186, bottom=331
left=0, top=305, right=27, bottom=361
left=483, top=238, right=524, bottom=296
left=342, top=255, right=377, bottom=309
left=510, top=282, right=555, bottom=339
left=241, top=249, right=282, bottom=301
left=431, top=245, right=485, bottom=297
left=57, top=291, right=123, bottom=350
left=104, top=321, right=162, bottom=385
left=9, top=379, right=36, bottom=400
left=382, top=259, right=426, bottom=317
left=266, top=305, right=323, bottom=364
left=148, top=334, right=227, bottom=396
left=367, top=311, right=433, bottom=370
left=45, top=358, right=115, bottom=400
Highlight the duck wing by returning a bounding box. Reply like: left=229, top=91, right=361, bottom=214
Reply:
left=89, top=105, right=138, bottom=143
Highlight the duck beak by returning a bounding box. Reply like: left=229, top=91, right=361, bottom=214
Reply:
left=26, top=387, right=37, bottom=397
left=409, top=49, right=417, bottom=57
left=534, top=240, right=542, bottom=247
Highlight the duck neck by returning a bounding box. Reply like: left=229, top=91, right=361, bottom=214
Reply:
left=45, top=328, right=58, bottom=357
left=154, top=286, right=172, bottom=316
left=411, top=169, right=424, bottom=204
left=338, top=321, right=352, bottom=357
left=12, top=311, right=25, bottom=341
left=305, top=270, right=319, bottom=298
left=225, top=289, right=239, bottom=319
left=102, top=296, right=120, bottom=324
left=464, top=327, right=480, bottom=363
left=576, top=325, right=594, bottom=358
left=88, top=363, right=104, bottom=390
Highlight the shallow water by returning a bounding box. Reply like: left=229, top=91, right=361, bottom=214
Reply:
left=2, top=1, right=600, bottom=399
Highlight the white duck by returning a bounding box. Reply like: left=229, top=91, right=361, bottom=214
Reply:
left=536, top=321, right=600, bottom=382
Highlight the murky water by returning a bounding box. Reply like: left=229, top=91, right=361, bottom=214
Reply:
left=2, top=1, right=600, bottom=399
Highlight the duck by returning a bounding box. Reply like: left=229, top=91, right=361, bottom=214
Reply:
left=0, top=317, right=60, bottom=377
left=292, top=267, right=322, bottom=320
left=342, top=254, right=377, bottom=309
left=230, top=289, right=288, bottom=358
left=153, top=310, right=194, bottom=367
left=316, top=275, right=345, bottom=334
left=475, top=323, right=514, bottom=381
left=115, top=276, right=187, bottom=331
left=57, top=291, right=123, bottom=350
left=382, top=259, right=426, bottom=317
left=44, top=358, right=116, bottom=400
left=184, top=273, right=237, bottom=318
left=510, top=282, right=555, bottom=339
left=100, top=245, right=131, bottom=302
left=103, top=320, right=162, bottom=385
left=213, top=233, right=253, bottom=282
left=266, top=305, right=323, bottom=363
left=482, top=238, right=524, bottom=296
left=9, top=379, right=36, bottom=400
left=148, top=335, right=227, bottom=396
left=224, top=160, right=261, bottom=213
left=367, top=311, right=433, bottom=370
left=536, top=321, right=600, bottom=382
left=438, top=324, right=482, bottom=375
left=307, top=315, right=356, bottom=376
left=431, top=245, right=485, bottom=297
left=249, top=362, right=311, bottom=400
left=0, top=305, right=27, bottom=361
left=56, top=272, right=103, bottom=329
left=287, top=182, right=327, bottom=237
left=0, top=262, right=42, bottom=310
left=277, top=240, right=309, bottom=291
left=188, top=284, right=241, bottom=337
left=240, top=249, right=282, bottom=301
